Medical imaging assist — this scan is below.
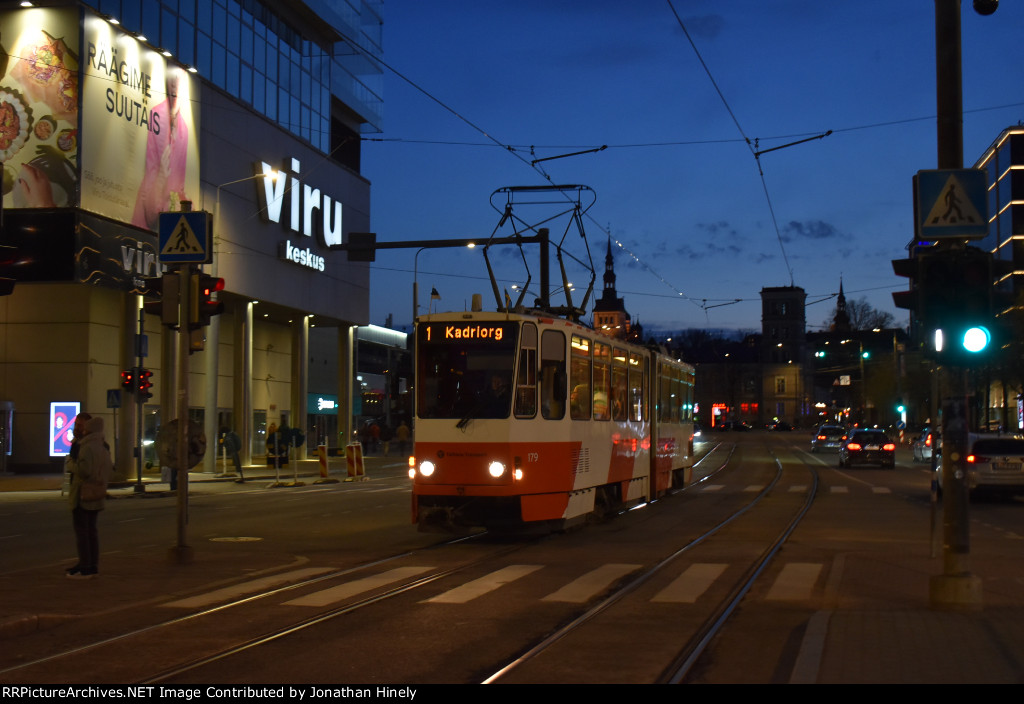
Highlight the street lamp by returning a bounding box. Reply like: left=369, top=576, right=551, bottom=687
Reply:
left=413, top=242, right=476, bottom=323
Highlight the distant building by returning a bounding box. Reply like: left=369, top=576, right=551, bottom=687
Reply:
left=592, top=237, right=631, bottom=340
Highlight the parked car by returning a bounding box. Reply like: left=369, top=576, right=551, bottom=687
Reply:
left=768, top=420, right=793, bottom=431
left=912, top=428, right=938, bottom=463
left=965, top=435, right=1024, bottom=499
left=838, top=429, right=896, bottom=468
left=811, top=424, right=846, bottom=453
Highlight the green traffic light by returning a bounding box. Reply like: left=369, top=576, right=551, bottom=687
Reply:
left=962, top=326, right=991, bottom=353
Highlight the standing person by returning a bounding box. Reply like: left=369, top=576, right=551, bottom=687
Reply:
left=220, top=427, right=243, bottom=483
left=66, top=414, right=112, bottom=579
left=395, top=420, right=410, bottom=458
left=265, top=423, right=280, bottom=470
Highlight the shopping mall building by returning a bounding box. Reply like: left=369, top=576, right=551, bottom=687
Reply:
left=0, top=0, right=386, bottom=475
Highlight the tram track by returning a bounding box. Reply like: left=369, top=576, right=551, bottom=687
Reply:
left=481, top=441, right=819, bottom=684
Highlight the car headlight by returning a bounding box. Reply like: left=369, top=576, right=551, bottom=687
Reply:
left=488, top=460, right=505, bottom=478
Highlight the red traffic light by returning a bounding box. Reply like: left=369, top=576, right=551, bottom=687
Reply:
left=137, top=368, right=153, bottom=400
left=120, top=369, right=136, bottom=389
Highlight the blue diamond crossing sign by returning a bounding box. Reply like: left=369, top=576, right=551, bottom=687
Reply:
left=159, top=211, right=212, bottom=264
left=914, top=169, right=989, bottom=240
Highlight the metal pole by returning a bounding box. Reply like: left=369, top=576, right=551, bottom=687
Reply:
left=929, top=0, right=982, bottom=608
left=134, top=307, right=145, bottom=492
left=171, top=263, right=193, bottom=564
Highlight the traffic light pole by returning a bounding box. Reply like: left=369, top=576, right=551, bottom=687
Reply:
left=929, top=0, right=982, bottom=609
left=134, top=307, right=145, bottom=493
left=170, top=263, right=194, bottom=564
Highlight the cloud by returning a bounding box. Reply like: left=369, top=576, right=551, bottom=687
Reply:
left=781, top=219, right=843, bottom=242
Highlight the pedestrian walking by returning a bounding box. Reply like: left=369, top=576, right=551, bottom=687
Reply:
left=221, top=427, right=243, bottom=482
left=66, top=413, right=113, bottom=579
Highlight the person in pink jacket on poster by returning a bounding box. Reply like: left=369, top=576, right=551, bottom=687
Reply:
left=132, top=71, right=188, bottom=231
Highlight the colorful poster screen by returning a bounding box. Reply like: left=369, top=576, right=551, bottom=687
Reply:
left=0, top=7, right=80, bottom=210
left=50, top=401, right=80, bottom=457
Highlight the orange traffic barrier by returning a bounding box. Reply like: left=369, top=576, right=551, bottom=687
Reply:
left=346, top=442, right=367, bottom=481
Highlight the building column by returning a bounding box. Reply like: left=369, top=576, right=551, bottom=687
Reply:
left=291, top=316, right=309, bottom=460
left=116, top=297, right=137, bottom=478
left=203, top=314, right=220, bottom=473
left=234, top=300, right=253, bottom=465
left=337, top=324, right=354, bottom=451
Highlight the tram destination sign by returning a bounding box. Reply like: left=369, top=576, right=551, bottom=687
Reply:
left=421, top=322, right=513, bottom=343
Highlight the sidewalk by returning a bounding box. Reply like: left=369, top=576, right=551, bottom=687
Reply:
left=0, top=454, right=407, bottom=493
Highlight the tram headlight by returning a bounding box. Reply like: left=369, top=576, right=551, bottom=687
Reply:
left=488, top=460, right=506, bottom=478
left=419, top=459, right=436, bottom=477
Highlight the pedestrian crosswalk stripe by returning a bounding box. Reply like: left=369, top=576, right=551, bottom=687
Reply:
left=424, top=565, right=542, bottom=604
left=652, top=563, right=728, bottom=603
left=163, top=567, right=335, bottom=608
left=830, top=486, right=849, bottom=493
left=765, top=563, right=822, bottom=601
left=284, top=566, right=433, bottom=607
left=789, top=485, right=808, bottom=492
left=541, top=564, right=641, bottom=603
left=701, top=484, right=725, bottom=492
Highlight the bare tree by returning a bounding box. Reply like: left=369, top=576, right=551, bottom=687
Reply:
left=823, top=297, right=895, bottom=331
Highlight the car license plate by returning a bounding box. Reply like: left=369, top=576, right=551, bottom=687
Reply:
left=992, top=462, right=1022, bottom=472
left=866, top=445, right=879, bottom=450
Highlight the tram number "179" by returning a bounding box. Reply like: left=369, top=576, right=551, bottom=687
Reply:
left=527, top=452, right=539, bottom=463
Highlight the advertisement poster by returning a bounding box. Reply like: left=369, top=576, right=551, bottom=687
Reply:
left=79, top=11, right=200, bottom=231
left=49, top=401, right=80, bottom=457
left=0, top=7, right=80, bottom=210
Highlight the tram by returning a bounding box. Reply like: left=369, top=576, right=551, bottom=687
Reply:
left=409, top=309, right=696, bottom=532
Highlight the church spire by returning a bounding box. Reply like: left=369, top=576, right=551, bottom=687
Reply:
left=832, top=277, right=851, bottom=332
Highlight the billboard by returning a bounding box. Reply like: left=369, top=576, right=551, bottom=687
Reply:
left=0, top=7, right=80, bottom=210
left=49, top=401, right=80, bottom=457
left=80, top=12, right=200, bottom=231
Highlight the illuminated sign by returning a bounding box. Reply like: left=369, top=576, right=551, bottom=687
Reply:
left=256, top=158, right=346, bottom=274
left=0, top=7, right=80, bottom=210
left=422, top=323, right=512, bottom=343
left=79, top=12, right=200, bottom=230
left=49, top=401, right=80, bottom=457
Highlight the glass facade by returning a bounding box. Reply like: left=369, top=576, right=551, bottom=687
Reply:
left=88, top=0, right=383, bottom=156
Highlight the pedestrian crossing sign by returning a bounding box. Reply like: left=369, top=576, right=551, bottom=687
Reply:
left=914, top=169, right=989, bottom=240
left=159, top=211, right=212, bottom=263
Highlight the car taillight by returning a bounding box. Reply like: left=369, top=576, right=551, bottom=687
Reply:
left=966, top=454, right=976, bottom=464
left=925, top=435, right=932, bottom=447
left=847, top=443, right=862, bottom=451
left=817, top=435, right=826, bottom=441
left=883, top=443, right=896, bottom=451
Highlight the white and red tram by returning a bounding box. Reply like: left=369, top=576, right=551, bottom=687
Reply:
left=409, top=310, right=696, bottom=532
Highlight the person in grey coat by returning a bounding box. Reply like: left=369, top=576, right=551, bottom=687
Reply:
left=66, top=414, right=113, bottom=579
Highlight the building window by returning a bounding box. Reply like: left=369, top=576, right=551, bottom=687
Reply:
left=776, top=376, right=786, bottom=394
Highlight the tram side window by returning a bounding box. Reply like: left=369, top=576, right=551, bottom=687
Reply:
left=540, top=330, right=566, bottom=420
left=629, top=353, right=644, bottom=422
left=612, top=349, right=627, bottom=421
left=682, top=370, right=694, bottom=422
left=658, top=364, right=670, bottom=422
left=570, top=335, right=592, bottom=420
left=515, top=323, right=538, bottom=418
left=593, top=342, right=611, bottom=421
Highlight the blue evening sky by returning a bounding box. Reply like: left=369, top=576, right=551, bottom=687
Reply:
left=362, top=1, right=1024, bottom=335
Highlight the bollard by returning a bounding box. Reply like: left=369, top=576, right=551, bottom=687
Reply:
left=345, top=442, right=367, bottom=481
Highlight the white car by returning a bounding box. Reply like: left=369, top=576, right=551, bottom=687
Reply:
left=966, top=435, right=1024, bottom=498
left=912, top=428, right=938, bottom=463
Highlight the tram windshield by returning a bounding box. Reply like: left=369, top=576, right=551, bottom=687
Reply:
left=416, top=321, right=519, bottom=420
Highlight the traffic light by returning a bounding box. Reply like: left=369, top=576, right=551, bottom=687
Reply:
left=189, top=272, right=224, bottom=328
left=923, top=247, right=998, bottom=366
left=120, top=368, right=136, bottom=390
left=136, top=368, right=153, bottom=401
left=141, top=272, right=180, bottom=326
